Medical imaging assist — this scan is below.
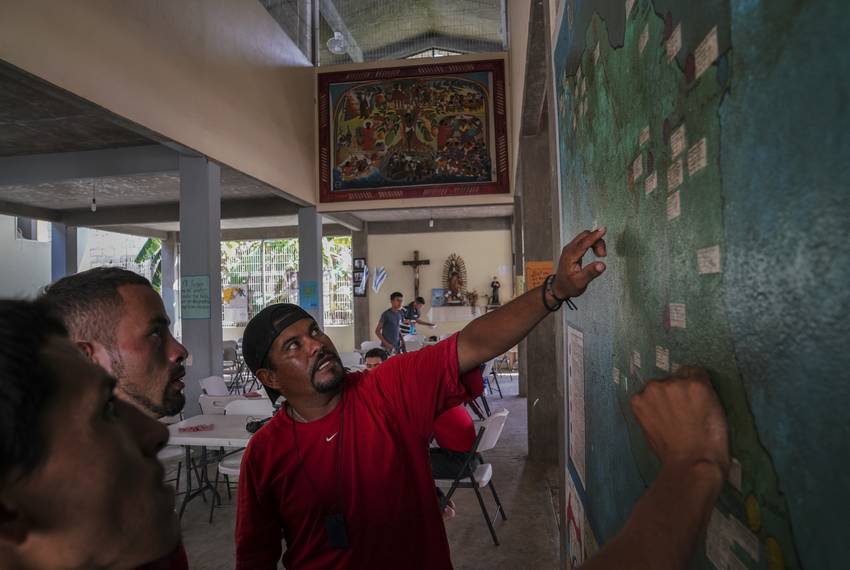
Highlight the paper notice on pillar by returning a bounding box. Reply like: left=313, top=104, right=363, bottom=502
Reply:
left=695, top=26, right=719, bottom=80
left=669, top=303, right=687, bottom=329
left=222, top=285, right=249, bottom=325
left=567, top=326, right=586, bottom=488
left=180, top=275, right=211, bottom=320
left=299, top=280, right=320, bottom=310
left=666, top=23, right=682, bottom=63
left=666, top=191, right=681, bottom=221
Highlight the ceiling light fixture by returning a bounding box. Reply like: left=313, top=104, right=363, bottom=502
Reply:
left=327, top=31, right=347, bottom=55
left=90, top=181, right=97, bottom=213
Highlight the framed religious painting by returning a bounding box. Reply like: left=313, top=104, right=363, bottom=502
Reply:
left=317, top=58, right=509, bottom=203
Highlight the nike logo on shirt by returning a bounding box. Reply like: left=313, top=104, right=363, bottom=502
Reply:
left=325, top=433, right=338, bottom=442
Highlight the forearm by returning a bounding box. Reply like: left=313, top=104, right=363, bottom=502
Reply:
left=417, top=319, right=436, bottom=327
left=582, top=461, right=724, bottom=570
left=456, top=284, right=555, bottom=372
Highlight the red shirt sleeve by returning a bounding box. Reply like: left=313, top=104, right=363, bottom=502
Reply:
left=235, top=440, right=283, bottom=570
left=367, top=333, right=483, bottom=440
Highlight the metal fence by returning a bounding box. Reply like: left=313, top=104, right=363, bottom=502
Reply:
left=221, top=238, right=353, bottom=326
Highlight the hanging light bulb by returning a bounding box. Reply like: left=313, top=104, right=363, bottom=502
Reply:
left=90, top=181, right=97, bottom=212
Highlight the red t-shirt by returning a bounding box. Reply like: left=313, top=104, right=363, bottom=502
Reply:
left=235, top=334, right=482, bottom=569
left=433, top=405, right=476, bottom=452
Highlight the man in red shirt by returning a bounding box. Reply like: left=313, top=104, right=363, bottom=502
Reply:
left=235, top=228, right=610, bottom=569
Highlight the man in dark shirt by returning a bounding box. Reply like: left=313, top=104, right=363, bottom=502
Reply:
left=400, top=296, right=437, bottom=336
left=375, top=291, right=405, bottom=353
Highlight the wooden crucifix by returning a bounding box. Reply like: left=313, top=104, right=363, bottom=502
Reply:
left=402, top=250, right=430, bottom=298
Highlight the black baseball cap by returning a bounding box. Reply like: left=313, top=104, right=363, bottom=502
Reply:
left=242, top=303, right=315, bottom=374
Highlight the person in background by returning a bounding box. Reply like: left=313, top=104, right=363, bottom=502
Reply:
left=363, top=347, right=389, bottom=369
left=0, top=300, right=180, bottom=569
left=40, top=267, right=189, bottom=569
left=400, top=296, right=437, bottom=336
left=375, top=291, right=406, bottom=353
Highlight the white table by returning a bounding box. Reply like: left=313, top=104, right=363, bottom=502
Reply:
left=426, top=305, right=480, bottom=323
left=168, top=414, right=257, bottom=517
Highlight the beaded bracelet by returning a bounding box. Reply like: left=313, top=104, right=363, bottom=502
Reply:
left=542, top=274, right=578, bottom=312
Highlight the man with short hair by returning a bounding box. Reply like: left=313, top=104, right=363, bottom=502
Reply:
left=0, top=300, right=181, bottom=569
left=363, top=347, right=389, bottom=369
left=41, top=267, right=188, bottom=419
left=375, top=291, right=405, bottom=353
left=400, top=296, right=436, bottom=336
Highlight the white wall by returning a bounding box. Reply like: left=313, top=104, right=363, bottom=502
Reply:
left=366, top=229, right=513, bottom=338
left=0, top=215, right=51, bottom=298
left=0, top=0, right=315, bottom=205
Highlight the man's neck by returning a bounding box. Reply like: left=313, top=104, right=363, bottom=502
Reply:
left=287, top=391, right=342, bottom=422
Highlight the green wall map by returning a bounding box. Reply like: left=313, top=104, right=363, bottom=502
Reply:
left=552, top=1, right=823, bottom=567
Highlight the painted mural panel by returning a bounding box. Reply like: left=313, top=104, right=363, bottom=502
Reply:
left=553, top=0, right=849, bottom=568
left=317, top=59, right=509, bottom=203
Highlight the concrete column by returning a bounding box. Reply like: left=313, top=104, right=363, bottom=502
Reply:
left=50, top=223, right=77, bottom=281
left=513, top=189, right=528, bottom=397
left=520, top=128, right=561, bottom=466
left=298, top=206, right=324, bottom=327
left=351, top=222, right=370, bottom=348
left=178, top=156, right=222, bottom=417
left=161, top=232, right=177, bottom=325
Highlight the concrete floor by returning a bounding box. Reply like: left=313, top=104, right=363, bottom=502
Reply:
left=166, top=374, right=560, bottom=569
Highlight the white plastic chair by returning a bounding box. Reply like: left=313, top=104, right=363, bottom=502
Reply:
left=199, top=375, right=229, bottom=396
left=209, top=449, right=245, bottom=523
left=360, top=340, right=382, bottom=353
left=435, top=409, right=509, bottom=545
left=224, top=398, right=274, bottom=417
left=198, top=395, right=241, bottom=415
left=339, top=351, right=362, bottom=368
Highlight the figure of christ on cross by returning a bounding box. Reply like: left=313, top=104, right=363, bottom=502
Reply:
left=402, top=250, right=430, bottom=299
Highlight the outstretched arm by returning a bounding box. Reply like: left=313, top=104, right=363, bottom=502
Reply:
left=582, top=367, right=730, bottom=570
left=456, top=227, right=607, bottom=373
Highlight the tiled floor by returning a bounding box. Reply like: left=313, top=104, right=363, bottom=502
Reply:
left=166, top=373, right=560, bottom=569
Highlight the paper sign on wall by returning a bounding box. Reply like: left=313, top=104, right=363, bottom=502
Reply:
left=181, top=275, right=211, bottom=320
left=567, top=326, right=586, bottom=487
left=299, top=280, right=320, bottom=310
left=526, top=260, right=555, bottom=290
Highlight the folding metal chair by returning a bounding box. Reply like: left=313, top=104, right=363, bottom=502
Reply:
left=435, top=409, right=509, bottom=545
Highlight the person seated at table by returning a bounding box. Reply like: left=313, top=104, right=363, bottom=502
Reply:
left=234, top=229, right=608, bottom=568
left=363, top=347, right=389, bottom=369
left=40, top=268, right=190, bottom=569
left=0, top=300, right=181, bottom=569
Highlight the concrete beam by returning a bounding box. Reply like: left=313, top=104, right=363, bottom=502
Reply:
left=94, top=225, right=170, bottom=240
left=367, top=217, right=511, bottom=235
left=320, top=0, right=364, bottom=62
left=0, top=145, right=178, bottom=187
left=221, top=223, right=350, bottom=242
left=59, top=197, right=301, bottom=227
left=366, top=33, right=504, bottom=60
left=321, top=212, right=363, bottom=232
left=0, top=198, right=60, bottom=222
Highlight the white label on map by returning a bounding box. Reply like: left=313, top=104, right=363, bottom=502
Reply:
left=632, top=154, right=643, bottom=180
left=687, top=137, right=708, bottom=175
left=655, top=346, right=670, bottom=371
left=669, top=303, right=687, bottom=328
left=567, top=326, right=586, bottom=487
left=729, top=516, right=760, bottom=562
left=728, top=458, right=743, bottom=492
left=639, top=24, right=649, bottom=54
left=593, top=42, right=600, bottom=64
left=581, top=78, right=587, bottom=97
left=695, top=26, right=719, bottom=80
left=613, top=367, right=620, bottom=385
left=671, top=124, right=687, bottom=158
left=644, top=171, right=658, bottom=195
left=697, top=245, right=722, bottom=274
left=667, top=159, right=684, bottom=192
left=639, top=125, right=650, bottom=146
left=667, top=24, right=682, bottom=63
left=631, top=350, right=641, bottom=369
left=625, top=0, right=635, bottom=17
left=666, top=191, right=681, bottom=220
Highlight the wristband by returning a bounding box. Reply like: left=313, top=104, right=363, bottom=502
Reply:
left=542, top=274, right=578, bottom=312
